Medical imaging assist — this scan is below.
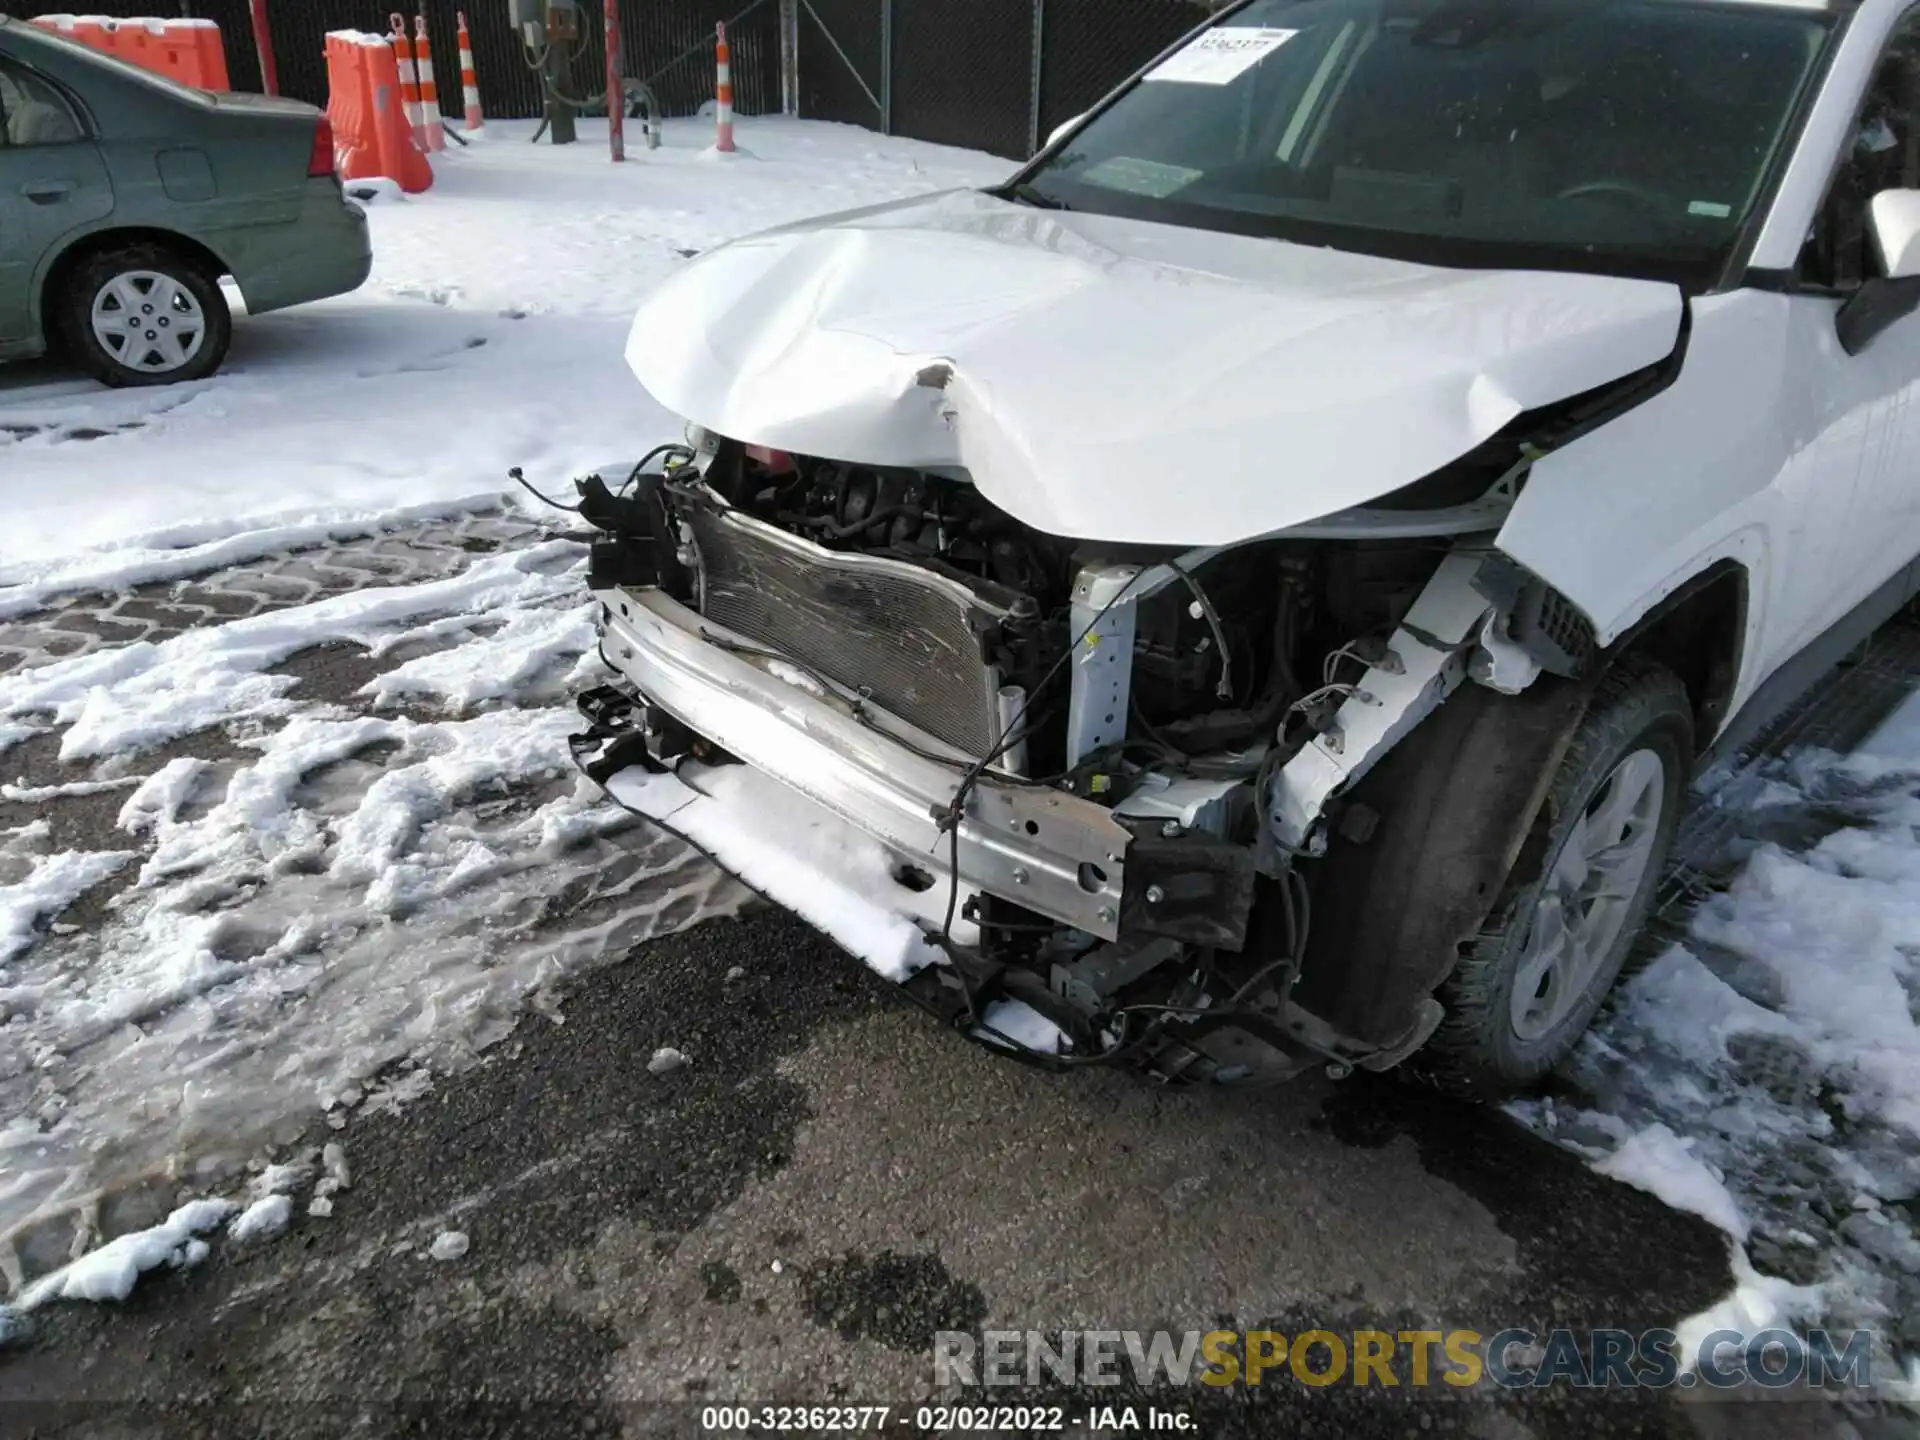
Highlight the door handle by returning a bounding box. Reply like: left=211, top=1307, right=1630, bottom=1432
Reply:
left=20, top=181, right=75, bottom=204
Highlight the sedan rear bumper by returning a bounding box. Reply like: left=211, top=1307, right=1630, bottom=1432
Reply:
left=230, top=187, right=371, bottom=315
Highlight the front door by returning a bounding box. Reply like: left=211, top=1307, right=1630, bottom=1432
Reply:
left=0, top=53, right=113, bottom=348
left=1758, top=12, right=1920, bottom=678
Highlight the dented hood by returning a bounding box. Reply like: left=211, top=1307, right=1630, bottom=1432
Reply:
left=625, top=189, right=1684, bottom=546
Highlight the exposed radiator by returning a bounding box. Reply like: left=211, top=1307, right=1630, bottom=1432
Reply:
left=684, top=505, right=1010, bottom=758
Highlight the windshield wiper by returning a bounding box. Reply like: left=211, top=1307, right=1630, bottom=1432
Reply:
left=1001, top=182, right=1073, bottom=211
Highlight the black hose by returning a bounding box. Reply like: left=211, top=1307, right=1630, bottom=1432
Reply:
left=799, top=504, right=913, bottom=540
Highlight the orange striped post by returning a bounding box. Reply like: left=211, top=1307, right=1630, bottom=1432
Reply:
left=413, top=15, right=446, bottom=152
left=456, top=11, right=484, bottom=133
left=714, top=22, right=734, bottom=153
left=390, top=14, right=426, bottom=152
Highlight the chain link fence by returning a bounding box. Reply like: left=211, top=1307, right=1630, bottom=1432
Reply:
left=797, top=0, right=1220, bottom=159
left=890, top=0, right=1032, bottom=159
left=795, top=0, right=880, bottom=130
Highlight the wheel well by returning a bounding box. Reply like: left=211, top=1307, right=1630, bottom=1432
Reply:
left=39, top=228, right=229, bottom=340
left=1608, top=562, right=1747, bottom=750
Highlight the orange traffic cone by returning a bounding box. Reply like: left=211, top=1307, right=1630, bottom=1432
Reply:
left=714, top=22, right=734, bottom=153
left=390, top=14, right=427, bottom=153
left=456, top=12, right=484, bottom=134
left=413, top=15, right=446, bottom=152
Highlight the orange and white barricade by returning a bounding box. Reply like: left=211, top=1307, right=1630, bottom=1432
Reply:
left=31, top=15, right=230, bottom=89
left=324, top=29, right=432, bottom=192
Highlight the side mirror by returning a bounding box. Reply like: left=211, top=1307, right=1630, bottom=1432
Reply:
left=1045, top=113, right=1086, bottom=150
left=1837, top=188, right=1920, bottom=355
left=1871, top=188, right=1920, bottom=277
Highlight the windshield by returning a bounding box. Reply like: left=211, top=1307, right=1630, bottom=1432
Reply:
left=1014, top=0, right=1831, bottom=285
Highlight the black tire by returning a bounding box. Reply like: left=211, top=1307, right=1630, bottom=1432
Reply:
left=57, top=244, right=232, bottom=388
left=1412, top=659, right=1692, bottom=1098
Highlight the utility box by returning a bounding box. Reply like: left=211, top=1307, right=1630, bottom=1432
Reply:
left=510, top=0, right=578, bottom=46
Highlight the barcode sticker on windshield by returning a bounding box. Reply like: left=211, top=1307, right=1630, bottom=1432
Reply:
left=1144, top=27, right=1299, bottom=85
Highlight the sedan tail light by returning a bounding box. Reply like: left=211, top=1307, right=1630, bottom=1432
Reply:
left=309, top=117, right=335, bottom=178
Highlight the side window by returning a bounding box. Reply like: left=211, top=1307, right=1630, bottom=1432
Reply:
left=0, top=60, right=85, bottom=149
left=1801, top=21, right=1920, bottom=288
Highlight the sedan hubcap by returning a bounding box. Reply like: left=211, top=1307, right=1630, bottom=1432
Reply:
left=90, top=271, right=206, bottom=374
left=1509, top=747, right=1666, bottom=1042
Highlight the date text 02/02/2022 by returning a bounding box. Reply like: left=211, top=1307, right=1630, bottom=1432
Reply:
left=696, top=1404, right=1195, bottom=1432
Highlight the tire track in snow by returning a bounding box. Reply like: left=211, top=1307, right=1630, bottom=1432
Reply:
left=0, top=509, right=560, bottom=678
left=0, top=515, right=747, bottom=1293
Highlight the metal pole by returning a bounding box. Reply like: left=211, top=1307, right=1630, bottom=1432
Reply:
left=547, top=7, right=577, bottom=144
left=248, top=0, right=278, bottom=95
left=605, top=0, right=625, bottom=159
left=1027, top=0, right=1044, bottom=156
left=779, top=0, right=798, bottom=116
left=878, top=0, right=892, bottom=133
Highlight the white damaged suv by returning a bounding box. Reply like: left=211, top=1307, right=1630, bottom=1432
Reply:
left=573, top=0, right=1920, bottom=1095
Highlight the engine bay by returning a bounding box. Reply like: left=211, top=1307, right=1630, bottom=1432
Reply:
left=700, top=442, right=1449, bottom=786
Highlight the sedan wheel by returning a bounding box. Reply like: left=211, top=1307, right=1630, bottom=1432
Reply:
left=89, top=270, right=208, bottom=377
left=59, top=244, right=233, bottom=388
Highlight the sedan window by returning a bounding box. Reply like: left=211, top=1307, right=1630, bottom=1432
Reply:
left=0, top=60, right=84, bottom=147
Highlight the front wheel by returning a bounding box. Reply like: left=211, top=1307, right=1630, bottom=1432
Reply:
left=59, top=244, right=232, bottom=387
left=1414, top=659, right=1692, bottom=1098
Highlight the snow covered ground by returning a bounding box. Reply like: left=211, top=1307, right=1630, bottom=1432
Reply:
left=0, top=116, right=1008, bottom=1293
left=1512, top=687, right=1920, bottom=1392
left=1, top=109, right=1917, bottom=1402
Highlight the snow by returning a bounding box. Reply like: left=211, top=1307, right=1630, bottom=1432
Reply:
left=11, top=1199, right=237, bottom=1308
left=116, top=757, right=211, bottom=835
left=0, top=839, right=134, bottom=965
left=1671, top=1249, right=1824, bottom=1377
left=765, top=659, right=827, bottom=699
left=227, top=1193, right=292, bottom=1243
left=605, top=760, right=975, bottom=983
left=1594, top=1122, right=1748, bottom=1240
left=249, top=1160, right=313, bottom=1198
left=0, top=113, right=997, bottom=1297
left=429, top=1229, right=470, bottom=1261
left=978, top=999, right=1069, bottom=1056
left=0, top=539, right=585, bottom=762
left=320, top=1141, right=351, bottom=1193
left=1513, top=727, right=1920, bottom=1383
left=1, top=777, right=138, bottom=802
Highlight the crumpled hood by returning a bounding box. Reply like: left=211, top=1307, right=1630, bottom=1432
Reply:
left=625, top=189, right=1683, bottom=546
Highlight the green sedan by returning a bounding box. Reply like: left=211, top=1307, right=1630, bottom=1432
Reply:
left=0, top=16, right=371, bottom=386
